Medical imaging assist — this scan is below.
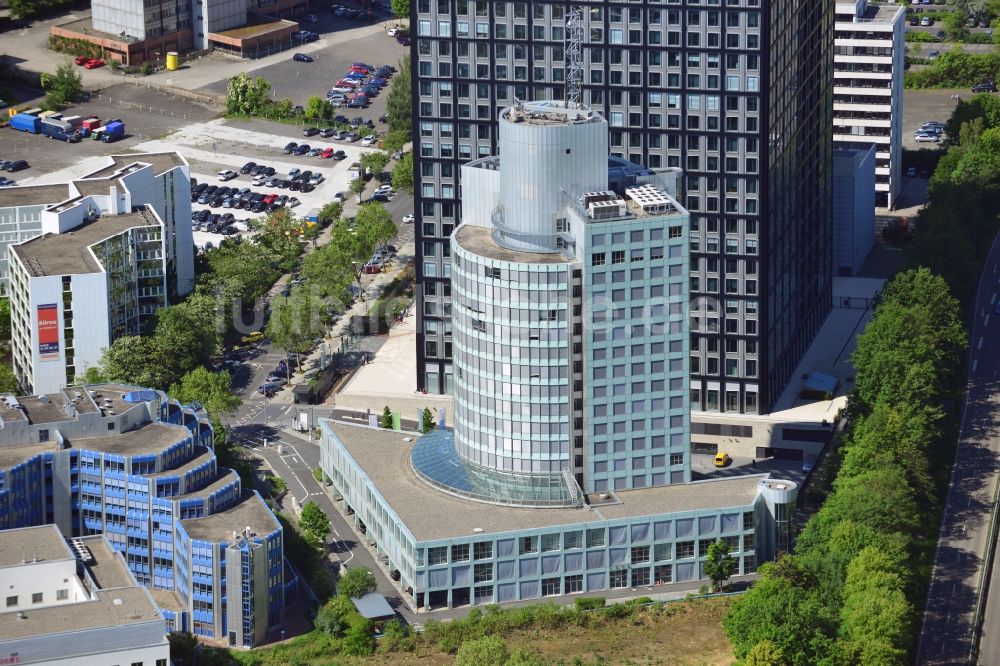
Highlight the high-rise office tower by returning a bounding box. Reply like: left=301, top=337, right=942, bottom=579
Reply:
left=412, top=0, right=833, bottom=415
left=832, top=0, right=905, bottom=210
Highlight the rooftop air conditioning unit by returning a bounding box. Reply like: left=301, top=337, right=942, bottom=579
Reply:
left=589, top=200, right=626, bottom=219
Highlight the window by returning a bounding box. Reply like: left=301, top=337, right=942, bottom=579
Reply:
left=565, top=574, right=584, bottom=594
left=474, top=563, right=493, bottom=583
left=587, top=528, right=606, bottom=548
left=32, top=592, right=42, bottom=604
left=611, top=250, right=626, bottom=264
left=676, top=541, right=695, bottom=558
left=474, top=541, right=493, bottom=560
left=564, top=531, right=583, bottom=549
left=592, top=252, right=606, bottom=266
left=5, top=596, right=16, bottom=607
left=57, top=589, right=68, bottom=600
left=654, top=564, right=673, bottom=584
left=520, top=536, right=538, bottom=554
left=483, top=266, right=501, bottom=280
left=452, top=544, right=470, bottom=562
left=653, top=543, right=672, bottom=561
left=631, top=568, right=650, bottom=587
left=427, top=546, right=448, bottom=565
left=540, top=533, right=561, bottom=552
left=631, top=545, right=650, bottom=563
left=542, top=577, right=561, bottom=596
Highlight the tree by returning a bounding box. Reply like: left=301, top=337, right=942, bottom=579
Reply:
left=391, top=0, right=409, bottom=19
left=0, top=364, right=17, bottom=393
left=266, top=286, right=328, bottom=380
left=152, top=294, right=219, bottom=385
left=338, top=566, right=378, bottom=598
left=305, top=95, right=333, bottom=121
left=360, top=151, right=391, bottom=179
left=355, top=202, right=397, bottom=251
left=350, top=176, right=367, bottom=197
left=836, top=547, right=911, bottom=666
left=380, top=406, right=393, bottom=429
left=381, top=129, right=410, bottom=154
left=314, top=601, right=347, bottom=637
left=76, top=366, right=108, bottom=385
left=455, top=636, right=511, bottom=666
left=41, top=61, right=84, bottom=110
left=421, top=407, right=434, bottom=433
left=392, top=151, right=414, bottom=194
left=226, top=73, right=273, bottom=116
left=0, top=298, right=10, bottom=341
left=168, top=367, right=241, bottom=417
left=744, top=640, right=786, bottom=666
left=299, top=501, right=331, bottom=550
left=318, top=201, right=343, bottom=226
left=100, top=335, right=169, bottom=388
left=386, top=55, right=412, bottom=135
left=704, top=539, right=738, bottom=592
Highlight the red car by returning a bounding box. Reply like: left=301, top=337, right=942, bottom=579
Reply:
left=319, top=147, right=335, bottom=159
left=262, top=193, right=278, bottom=205
left=74, top=55, right=89, bottom=66
left=362, top=263, right=382, bottom=274
left=84, top=58, right=105, bottom=69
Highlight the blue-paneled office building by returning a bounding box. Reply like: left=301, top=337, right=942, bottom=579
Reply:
left=0, top=384, right=290, bottom=647
left=320, top=101, right=798, bottom=611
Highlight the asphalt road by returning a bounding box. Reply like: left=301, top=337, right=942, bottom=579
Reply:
left=917, top=232, right=1000, bottom=665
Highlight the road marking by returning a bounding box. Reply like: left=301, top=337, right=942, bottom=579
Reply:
left=973, top=359, right=979, bottom=373
left=979, top=337, right=985, bottom=350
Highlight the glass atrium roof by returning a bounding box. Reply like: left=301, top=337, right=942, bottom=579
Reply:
left=410, top=430, right=583, bottom=508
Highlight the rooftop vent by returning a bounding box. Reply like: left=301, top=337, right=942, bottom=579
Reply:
left=625, top=184, right=674, bottom=215
left=473, top=527, right=484, bottom=533
left=589, top=200, right=626, bottom=220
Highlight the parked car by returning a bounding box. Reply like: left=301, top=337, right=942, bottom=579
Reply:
left=257, top=381, right=281, bottom=396
left=920, top=16, right=932, bottom=26
left=217, top=169, right=237, bottom=181
left=332, top=150, right=347, bottom=160
left=307, top=147, right=324, bottom=157
left=374, top=185, right=394, bottom=196
left=293, top=53, right=314, bottom=63
left=333, top=192, right=347, bottom=203
left=319, top=127, right=336, bottom=138
left=293, top=144, right=311, bottom=155
left=288, top=168, right=301, bottom=180
left=287, top=197, right=301, bottom=207
left=905, top=166, right=917, bottom=177
left=83, top=58, right=105, bottom=69
left=347, top=95, right=368, bottom=108
left=713, top=452, right=732, bottom=468
left=972, top=81, right=998, bottom=93
left=302, top=126, right=320, bottom=137
left=74, top=55, right=90, bottom=65
left=242, top=331, right=265, bottom=344
left=252, top=174, right=267, bottom=186
left=239, top=161, right=257, bottom=174
left=320, top=147, right=335, bottom=159
left=402, top=213, right=415, bottom=224
left=283, top=142, right=298, bottom=154
left=361, top=134, right=377, bottom=146
left=345, top=131, right=360, bottom=142
left=362, top=262, right=382, bottom=274
left=914, top=132, right=940, bottom=143
left=309, top=172, right=325, bottom=184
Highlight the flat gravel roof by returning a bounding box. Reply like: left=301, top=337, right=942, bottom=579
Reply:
left=324, top=420, right=763, bottom=542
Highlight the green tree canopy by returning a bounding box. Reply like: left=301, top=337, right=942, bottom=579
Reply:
left=41, top=61, right=84, bottom=110
left=99, top=335, right=169, bottom=388
left=338, top=566, right=377, bottom=599
left=360, top=151, right=391, bottom=179
left=355, top=202, right=397, bottom=251
left=386, top=56, right=412, bottom=135
left=704, top=539, right=738, bottom=592
left=743, top=640, right=786, bottom=666
left=299, top=501, right=331, bottom=550
left=226, top=73, right=272, bottom=116
left=0, top=298, right=10, bottom=341
left=304, top=95, right=333, bottom=121
left=0, top=364, right=17, bottom=394
left=266, top=285, right=329, bottom=363
left=391, top=0, right=409, bottom=19
left=168, top=367, right=241, bottom=417
left=392, top=151, right=414, bottom=194
left=152, top=293, right=219, bottom=385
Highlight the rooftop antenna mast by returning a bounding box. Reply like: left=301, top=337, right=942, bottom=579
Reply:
left=565, top=6, right=584, bottom=109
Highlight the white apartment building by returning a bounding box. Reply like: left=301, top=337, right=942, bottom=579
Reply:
left=9, top=207, right=169, bottom=394
left=0, top=152, right=194, bottom=296
left=833, top=0, right=906, bottom=209
left=0, top=525, right=170, bottom=666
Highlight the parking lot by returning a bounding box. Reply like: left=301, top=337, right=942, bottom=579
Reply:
left=0, top=83, right=219, bottom=180
left=197, top=14, right=407, bottom=128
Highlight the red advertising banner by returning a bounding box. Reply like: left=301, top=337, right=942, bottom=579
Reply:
left=37, top=304, right=59, bottom=361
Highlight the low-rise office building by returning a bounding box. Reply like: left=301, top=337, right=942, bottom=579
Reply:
left=50, top=0, right=308, bottom=65
left=320, top=101, right=797, bottom=611
left=0, top=524, right=170, bottom=666
left=0, top=384, right=290, bottom=647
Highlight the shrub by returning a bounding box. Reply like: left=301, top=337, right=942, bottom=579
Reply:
left=575, top=596, right=607, bottom=611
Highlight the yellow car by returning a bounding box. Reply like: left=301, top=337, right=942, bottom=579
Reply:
left=241, top=331, right=265, bottom=345
left=714, top=452, right=732, bottom=468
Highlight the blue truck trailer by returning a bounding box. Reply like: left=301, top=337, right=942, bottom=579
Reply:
left=9, top=114, right=41, bottom=133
